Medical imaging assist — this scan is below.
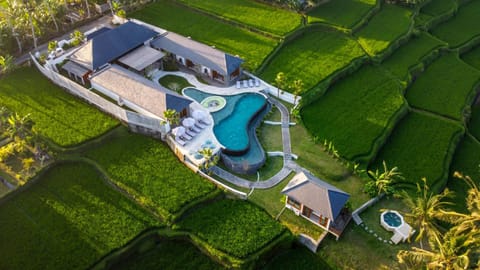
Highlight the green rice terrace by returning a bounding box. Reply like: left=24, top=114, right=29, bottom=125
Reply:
left=1, top=0, right=480, bottom=269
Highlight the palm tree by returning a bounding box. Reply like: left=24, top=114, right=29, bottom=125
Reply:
left=198, top=147, right=219, bottom=173
left=291, top=79, right=304, bottom=105
left=6, top=113, right=32, bottom=140
left=400, top=178, right=456, bottom=249
left=41, top=0, right=60, bottom=32
left=366, top=160, right=403, bottom=197
left=274, top=72, right=286, bottom=98
left=1, top=0, right=23, bottom=53
left=163, top=109, right=179, bottom=126
left=70, top=29, right=85, bottom=46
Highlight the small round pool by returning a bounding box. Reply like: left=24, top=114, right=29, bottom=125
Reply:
left=381, top=210, right=404, bottom=231
left=201, top=96, right=226, bottom=112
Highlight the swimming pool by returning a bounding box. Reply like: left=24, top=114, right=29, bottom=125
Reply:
left=183, top=88, right=268, bottom=174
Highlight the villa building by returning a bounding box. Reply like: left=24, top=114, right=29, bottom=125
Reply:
left=282, top=172, right=352, bottom=240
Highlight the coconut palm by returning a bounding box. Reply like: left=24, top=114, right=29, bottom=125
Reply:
left=291, top=79, right=303, bottom=105
left=274, top=72, right=286, bottom=98
left=198, top=147, right=219, bottom=173
left=400, top=178, right=456, bottom=249
left=163, top=109, right=179, bottom=126
left=40, top=0, right=60, bottom=32
left=366, top=160, right=403, bottom=197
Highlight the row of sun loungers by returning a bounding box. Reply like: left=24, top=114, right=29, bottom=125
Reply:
left=175, top=119, right=211, bottom=146
left=236, top=79, right=261, bottom=89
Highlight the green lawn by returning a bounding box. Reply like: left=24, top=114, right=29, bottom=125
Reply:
left=372, top=111, right=464, bottom=190
left=0, top=67, right=118, bottom=147
left=85, top=129, right=217, bottom=220
left=381, top=32, right=445, bottom=79
left=469, top=105, right=480, bottom=141
left=176, top=0, right=301, bottom=36
left=178, top=199, right=285, bottom=258
left=113, top=239, right=223, bottom=270
left=263, top=245, right=332, bottom=269
left=405, top=53, right=480, bottom=120
left=0, top=162, right=159, bottom=270
left=259, top=29, right=365, bottom=91
left=307, top=0, right=377, bottom=28
left=420, top=0, right=456, bottom=16
left=130, top=0, right=278, bottom=71
left=158, top=75, right=193, bottom=93
left=461, top=45, right=480, bottom=70
left=355, top=4, right=412, bottom=56
left=431, top=0, right=480, bottom=47
left=446, top=134, right=480, bottom=213
left=301, top=66, right=406, bottom=160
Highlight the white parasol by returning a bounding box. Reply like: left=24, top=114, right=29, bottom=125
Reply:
left=182, top=117, right=195, bottom=128
left=172, top=126, right=185, bottom=137
left=192, top=110, right=207, bottom=121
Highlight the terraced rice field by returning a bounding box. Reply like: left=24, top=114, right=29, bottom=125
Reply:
left=405, top=53, right=480, bottom=120
left=0, top=68, right=117, bottom=147
left=469, top=106, right=480, bottom=141
left=420, top=0, right=456, bottom=17
left=130, top=0, right=278, bottom=70
left=381, top=32, right=445, bottom=79
left=355, top=4, right=412, bottom=56
left=259, top=29, right=365, bottom=91
left=176, top=0, right=302, bottom=36
left=461, top=45, right=480, bottom=70
left=431, top=0, right=480, bottom=47
left=307, top=0, right=377, bottom=28
left=372, top=111, right=464, bottom=191
left=0, top=163, right=159, bottom=270
left=302, top=66, right=406, bottom=160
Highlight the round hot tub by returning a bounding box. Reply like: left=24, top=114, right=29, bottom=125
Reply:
left=200, top=96, right=226, bottom=112
left=381, top=210, right=404, bottom=231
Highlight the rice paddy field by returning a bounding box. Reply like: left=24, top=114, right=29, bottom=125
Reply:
left=461, top=45, right=480, bottom=70
left=130, top=0, right=278, bottom=71
left=420, top=0, right=456, bottom=17
left=469, top=106, right=480, bottom=141
left=301, top=66, right=406, bottom=160
left=85, top=130, right=217, bottom=219
left=372, top=111, right=464, bottom=190
left=431, top=0, right=480, bottom=47
left=259, top=29, right=365, bottom=91
left=355, top=4, right=412, bottom=56
left=405, top=53, right=480, bottom=120
left=0, top=163, right=160, bottom=270
left=381, top=32, right=445, bottom=79
left=176, top=0, right=301, bottom=36
left=307, top=0, right=377, bottom=28
left=0, top=67, right=118, bottom=147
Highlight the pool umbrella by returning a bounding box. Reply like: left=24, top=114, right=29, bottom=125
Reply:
left=172, top=126, right=185, bottom=137
left=182, top=117, right=195, bottom=128
left=192, top=110, right=206, bottom=121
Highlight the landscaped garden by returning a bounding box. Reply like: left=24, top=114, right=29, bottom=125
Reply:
left=0, top=67, right=118, bottom=146
left=371, top=111, right=464, bottom=191
left=84, top=129, right=218, bottom=221
left=0, top=162, right=160, bottom=270
left=176, top=0, right=302, bottom=36
left=259, top=29, right=365, bottom=90
left=307, top=0, right=377, bottom=28
left=430, top=0, right=480, bottom=47
left=130, top=0, right=278, bottom=70
left=355, top=4, right=412, bottom=56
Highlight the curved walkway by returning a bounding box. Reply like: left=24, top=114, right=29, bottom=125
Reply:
left=211, top=96, right=296, bottom=189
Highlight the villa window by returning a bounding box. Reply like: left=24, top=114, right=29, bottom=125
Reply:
left=287, top=197, right=301, bottom=210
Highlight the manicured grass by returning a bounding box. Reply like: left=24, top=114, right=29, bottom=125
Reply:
left=431, top=0, right=480, bottom=47
left=115, top=239, right=223, bottom=270
left=158, top=75, right=193, bottom=93
left=85, top=129, right=216, bottom=219
left=381, top=32, right=445, bottom=79
left=307, top=0, right=377, bottom=28
left=0, top=162, right=159, bottom=270
left=405, top=53, right=480, bottom=120
left=461, top=45, right=480, bottom=70
left=355, top=4, right=412, bottom=56
left=446, top=134, right=480, bottom=213
left=263, top=245, right=332, bottom=270
left=259, top=124, right=282, bottom=151
left=469, top=105, right=480, bottom=141
left=130, top=0, right=278, bottom=71
left=420, top=0, right=456, bottom=16
left=178, top=199, right=285, bottom=258
left=372, top=111, right=464, bottom=190
left=259, top=29, right=365, bottom=91
left=301, top=65, right=406, bottom=160
left=0, top=67, right=118, bottom=147
left=177, top=0, right=301, bottom=36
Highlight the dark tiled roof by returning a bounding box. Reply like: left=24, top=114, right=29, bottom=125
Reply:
left=85, top=27, right=111, bottom=40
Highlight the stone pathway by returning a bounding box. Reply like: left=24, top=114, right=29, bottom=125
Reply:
left=359, top=223, right=395, bottom=245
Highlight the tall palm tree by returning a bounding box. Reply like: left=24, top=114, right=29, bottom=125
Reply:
left=1, top=0, right=23, bottom=53
left=274, top=72, right=286, bottom=98
left=291, top=79, right=304, bottom=105
left=41, top=0, right=60, bottom=32
left=400, top=178, right=456, bottom=249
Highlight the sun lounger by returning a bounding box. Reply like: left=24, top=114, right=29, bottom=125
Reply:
left=182, top=133, right=193, bottom=140
left=249, top=79, right=254, bottom=88
left=243, top=80, right=248, bottom=88
left=175, top=138, right=186, bottom=146
left=191, top=126, right=201, bottom=133
left=255, top=79, right=260, bottom=87
left=236, top=81, right=241, bottom=89
left=199, top=119, right=211, bottom=126
left=185, top=130, right=196, bottom=138
left=195, top=122, right=207, bottom=129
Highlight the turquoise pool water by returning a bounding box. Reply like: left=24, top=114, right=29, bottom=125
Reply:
left=183, top=88, right=267, bottom=153
left=383, top=212, right=402, bottom=227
